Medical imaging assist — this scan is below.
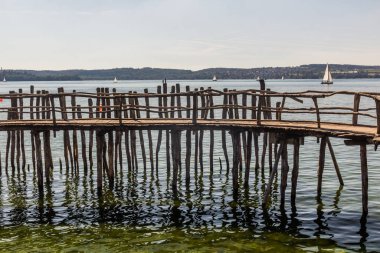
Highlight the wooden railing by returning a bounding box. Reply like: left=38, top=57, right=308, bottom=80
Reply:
left=1, top=81, right=380, bottom=134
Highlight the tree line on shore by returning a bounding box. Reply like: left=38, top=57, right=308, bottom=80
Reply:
left=2, top=64, right=380, bottom=81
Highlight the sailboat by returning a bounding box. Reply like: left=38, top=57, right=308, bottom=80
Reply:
left=113, top=77, right=118, bottom=83
left=212, top=75, right=217, bottom=81
left=321, top=63, right=333, bottom=85
left=2, top=77, right=6, bottom=82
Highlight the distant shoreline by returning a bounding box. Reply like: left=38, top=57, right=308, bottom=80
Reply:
left=2, top=64, right=380, bottom=81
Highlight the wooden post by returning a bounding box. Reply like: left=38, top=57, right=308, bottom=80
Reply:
left=30, top=86, right=36, bottom=172
left=185, top=86, right=191, bottom=185
left=221, top=88, right=230, bottom=171
left=326, top=137, right=344, bottom=186
left=135, top=92, right=147, bottom=173
left=50, top=94, right=57, bottom=137
left=164, top=83, right=171, bottom=174
left=96, top=131, right=103, bottom=193
left=352, top=94, right=361, bottom=125
left=77, top=105, right=88, bottom=174
left=43, top=130, right=52, bottom=183
left=155, top=85, right=163, bottom=170
left=312, top=97, right=321, bottom=128
left=209, top=88, right=214, bottom=175
left=192, top=89, right=198, bottom=124
left=88, top=99, right=94, bottom=171
left=280, top=141, right=289, bottom=209
left=128, top=93, right=137, bottom=171
left=176, top=83, right=182, bottom=118
left=19, top=89, right=26, bottom=171
left=171, top=130, right=181, bottom=194
left=9, top=91, right=16, bottom=173
left=266, top=89, right=273, bottom=171
left=252, top=92, right=260, bottom=171
left=276, top=102, right=281, bottom=120
left=231, top=130, right=240, bottom=196
left=144, top=88, right=154, bottom=172
left=199, top=87, right=205, bottom=172
left=174, top=85, right=182, bottom=170
left=108, top=129, right=115, bottom=189
left=34, top=131, right=43, bottom=192
left=360, top=143, right=368, bottom=214
left=71, top=91, right=79, bottom=174
left=317, top=136, right=327, bottom=196
left=376, top=98, right=380, bottom=135
left=291, top=138, right=300, bottom=206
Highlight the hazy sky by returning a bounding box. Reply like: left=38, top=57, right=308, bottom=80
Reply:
left=1, top=0, right=380, bottom=70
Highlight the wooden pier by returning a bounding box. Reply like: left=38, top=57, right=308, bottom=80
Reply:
left=1, top=80, right=380, bottom=215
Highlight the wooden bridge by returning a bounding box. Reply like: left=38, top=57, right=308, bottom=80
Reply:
left=1, top=80, right=380, bottom=215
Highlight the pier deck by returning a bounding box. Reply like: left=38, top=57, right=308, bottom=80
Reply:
left=0, top=118, right=377, bottom=141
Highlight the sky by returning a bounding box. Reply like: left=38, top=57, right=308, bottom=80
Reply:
left=0, top=0, right=380, bottom=70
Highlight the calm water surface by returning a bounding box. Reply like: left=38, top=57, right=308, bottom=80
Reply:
left=0, top=79, right=379, bottom=252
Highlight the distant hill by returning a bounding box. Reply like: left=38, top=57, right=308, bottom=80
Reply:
left=1, top=64, right=380, bottom=81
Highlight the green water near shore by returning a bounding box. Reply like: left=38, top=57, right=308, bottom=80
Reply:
left=0, top=225, right=345, bottom=252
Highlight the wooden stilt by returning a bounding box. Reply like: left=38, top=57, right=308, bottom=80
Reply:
left=291, top=138, right=300, bottom=206
left=108, top=131, right=115, bottom=188
left=185, top=86, right=191, bottom=185
left=71, top=90, right=79, bottom=174
left=144, top=88, right=154, bottom=172
left=176, top=83, right=182, bottom=171
left=30, top=86, right=36, bottom=172
left=231, top=130, right=240, bottom=196
left=34, top=131, right=43, bottom=192
left=280, top=142, right=289, bottom=209
left=43, top=131, right=52, bottom=183
left=263, top=141, right=284, bottom=206
left=96, top=131, right=103, bottom=193
left=317, top=136, right=327, bottom=196
left=221, top=88, right=230, bottom=171
left=360, top=143, right=368, bottom=215
left=209, top=88, right=215, bottom=175
left=171, top=130, right=181, bottom=194
left=155, top=85, right=163, bottom=171
left=163, top=82, right=171, bottom=174
left=199, top=87, right=205, bottom=172
left=77, top=105, right=88, bottom=175
left=135, top=92, right=147, bottom=172
left=88, top=99, right=94, bottom=171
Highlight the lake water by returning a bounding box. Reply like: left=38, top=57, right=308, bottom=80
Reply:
left=0, top=79, right=379, bottom=252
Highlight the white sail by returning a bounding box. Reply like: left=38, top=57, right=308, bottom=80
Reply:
left=213, top=75, right=217, bottom=81
left=113, top=77, right=118, bottom=83
left=2, top=77, right=6, bottom=82
left=322, top=64, right=333, bottom=84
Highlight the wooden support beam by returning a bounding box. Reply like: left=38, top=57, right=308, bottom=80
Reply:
left=263, top=140, right=284, bottom=206
left=327, top=137, right=344, bottom=186
left=344, top=139, right=372, bottom=146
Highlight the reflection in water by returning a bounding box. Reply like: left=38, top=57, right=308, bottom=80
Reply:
left=0, top=153, right=376, bottom=252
